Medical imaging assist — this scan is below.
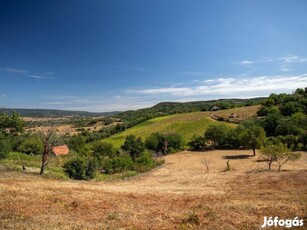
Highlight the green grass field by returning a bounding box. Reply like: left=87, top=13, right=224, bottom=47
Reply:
left=102, top=112, right=236, bottom=148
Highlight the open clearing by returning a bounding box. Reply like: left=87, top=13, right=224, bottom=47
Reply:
left=0, top=150, right=306, bottom=229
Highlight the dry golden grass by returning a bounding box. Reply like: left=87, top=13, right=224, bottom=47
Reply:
left=1, top=150, right=306, bottom=229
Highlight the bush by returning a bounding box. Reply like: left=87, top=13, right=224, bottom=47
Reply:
left=103, top=153, right=133, bottom=174
left=92, top=141, right=116, bottom=164
left=145, top=132, right=184, bottom=154
left=17, top=136, right=43, bottom=155
left=63, top=157, right=97, bottom=180
left=188, top=135, right=207, bottom=151
left=122, top=135, right=145, bottom=161
left=0, top=136, right=9, bottom=159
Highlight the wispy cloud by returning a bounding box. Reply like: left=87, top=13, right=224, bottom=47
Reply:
left=1, top=66, right=55, bottom=80
left=239, top=60, right=254, bottom=65
left=126, top=74, right=307, bottom=97
left=27, top=75, right=54, bottom=80
left=239, top=55, right=307, bottom=72
left=1, top=67, right=29, bottom=74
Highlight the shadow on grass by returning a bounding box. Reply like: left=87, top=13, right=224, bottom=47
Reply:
left=223, top=155, right=252, bottom=160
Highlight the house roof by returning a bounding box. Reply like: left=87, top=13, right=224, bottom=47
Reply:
left=52, top=145, right=69, bottom=156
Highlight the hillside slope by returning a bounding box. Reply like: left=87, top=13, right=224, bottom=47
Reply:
left=103, top=105, right=259, bottom=148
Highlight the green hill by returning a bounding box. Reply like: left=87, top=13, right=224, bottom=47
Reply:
left=103, top=112, right=234, bottom=148
left=102, top=105, right=261, bottom=148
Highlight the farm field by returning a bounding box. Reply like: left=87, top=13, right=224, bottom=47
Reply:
left=0, top=150, right=306, bottom=229
left=103, top=105, right=259, bottom=148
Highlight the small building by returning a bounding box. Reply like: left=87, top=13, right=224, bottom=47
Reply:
left=52, top=145, right=70, bottom=156
left=211, top=106, right=220, bottom=111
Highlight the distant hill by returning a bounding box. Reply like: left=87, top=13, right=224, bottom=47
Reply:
left=103, top=105, right=259, bottom=148
left=1, top=108, right=119, bottom=117
left=115, top=97, right=266, bottom=126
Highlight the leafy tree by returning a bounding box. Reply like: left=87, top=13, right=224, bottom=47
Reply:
left=260, top=143, right=302, bottom=171
left=103, top=153, right=133, bottom=174
left=17, top=135, right=43, bottom=155
left=0, top=134, right=9, bottom=159
left=188, top=135, right=208, bottom=151
left=63, top=157, right=97, bottom=180
left=239, top=125, right=266, bottom=155
left=204, top=123, right=233, bottom=148
left=122, top=135, right=145, bottom=161
left=92, top=141, right=115, bottom=164
left=68, top=135, right=86, bottom=153
left=280, top=102, right=305, bottom=116
left=262, top=113, right=282, bottom=136
left=63, top=158, right=86, bottom=180
left=0, top=112, right=25, bottom=136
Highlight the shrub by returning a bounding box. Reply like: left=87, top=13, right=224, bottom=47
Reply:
left=122, top=135, right=145, bottom=161
left=17, top=136, right=43, bottom=155
left=92, top=141, right=116, bottom=164
left=188, top=135, right=207, bottom=151
left=0, top=136, right=9, bottom=159
left=103, top=153, right=133, bottom=174
left=63, top=157, right=97, bottom=180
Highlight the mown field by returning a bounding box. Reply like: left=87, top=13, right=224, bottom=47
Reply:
left=0, top=150, right=306, bottom=229
left=103, top=106, right=259, bottom=148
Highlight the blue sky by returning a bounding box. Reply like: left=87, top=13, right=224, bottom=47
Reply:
left=0, top=0, right=307, bottom=112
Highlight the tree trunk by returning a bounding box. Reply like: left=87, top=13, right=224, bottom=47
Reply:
left=268, top=161, right=272, bottom=170
left=278, top=165, right=282, bottom=172
left=40, top=150, right=48, bottom=175
left=252, top=148, right=256, bottom=156
left=40, top=160, right=46, bottom=175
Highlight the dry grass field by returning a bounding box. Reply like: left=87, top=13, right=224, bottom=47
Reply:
left=1, top=150, right=306, bottom=229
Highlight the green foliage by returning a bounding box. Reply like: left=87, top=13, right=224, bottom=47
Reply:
left=122, top=135, right=145, bottom=161
left=256, top=89, right=307, bottom=151
left=188, top=135, right=207, bottom=151
left=239, top=125, right=266, bottom=155
left=204, top=123, right=234, bottom=148
left=68, top=135, right=86, bottom=153
left=63, top=157, right=97, bottom=180
left=260, top=142, right=302, bottom=171
left=280, top=102, right=305, bottom=116
left=92, top=141, right=116, bottom=163
left=0, top=112, right=25, bottom=136
left=17, top=135, right=43, bottom=155
left=0, top=134, right=10, bottom=159
left=103, top=153, right=133, bottom=174
left=145, top=132, right=184, bottom=154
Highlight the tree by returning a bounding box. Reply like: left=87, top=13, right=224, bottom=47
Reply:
left=260, top=143, right=302, bottom=171
left=240, top=125, right=266, bottom=155
left=17, top=135, right=43, bottom=155
left=202, top=159, right=212, bottom=173
left=188, top=135, right=208, bottom=151
left=0, top=112, right=25, bottom=136
left=92, top=141, right=115, bottom=164
left=0, top=111, right=25, bottom=159
left=122, top=135, right=145, bottom=162
left=38, top=126, right=59, bottom=175
left=204, top=123, right=233, bottom=148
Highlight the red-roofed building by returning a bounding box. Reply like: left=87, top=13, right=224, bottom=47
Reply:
left=52, top=145, right=70, bottom=156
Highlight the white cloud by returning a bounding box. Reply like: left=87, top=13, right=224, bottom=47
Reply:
left=27, top=75, right=54, bottom=80
left=278, top=55, right=307, bottom=63
left=239, top=60, right=254, bottom=65
left=126, top=74, right=307, bottom=97
left=2, top=67, right=28, bottom=74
